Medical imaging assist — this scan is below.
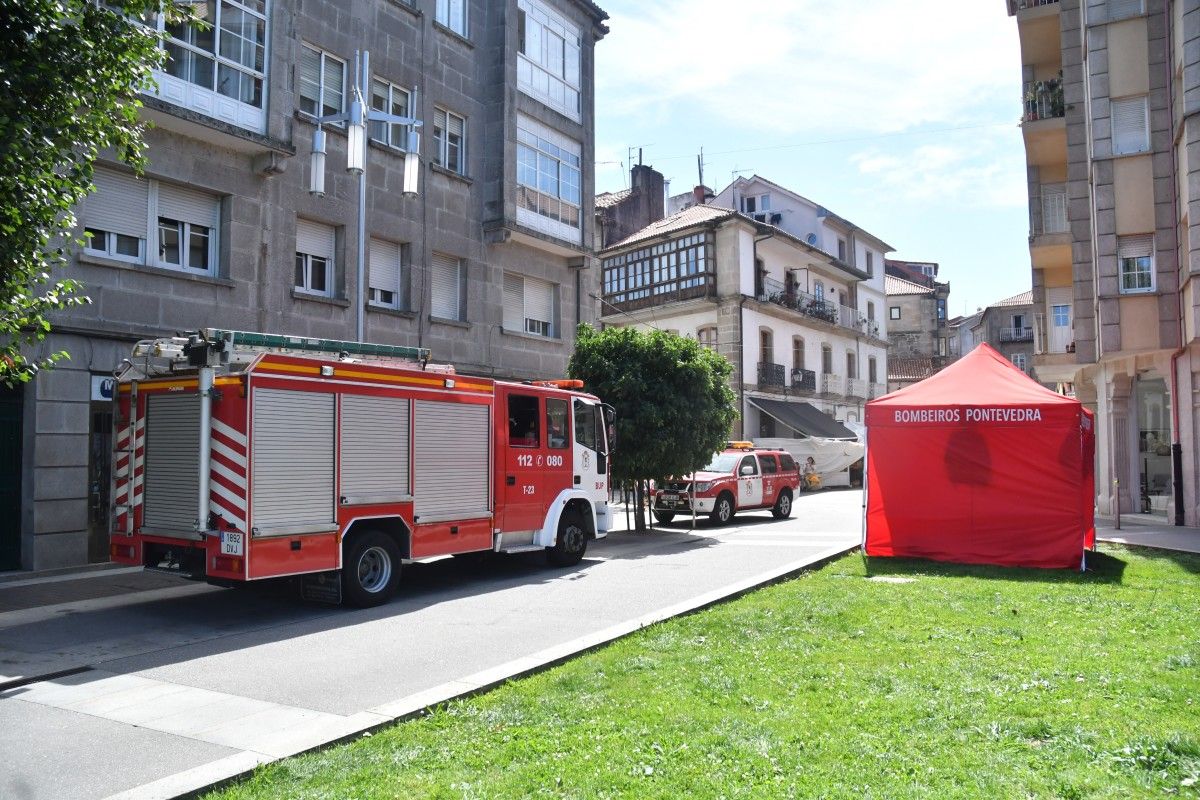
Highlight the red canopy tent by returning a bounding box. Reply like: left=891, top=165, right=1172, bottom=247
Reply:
left=865, top=344, right=1094, bottom=569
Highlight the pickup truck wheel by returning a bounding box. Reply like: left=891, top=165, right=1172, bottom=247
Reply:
left=710, top=492, right=735, bottom=525
left=547, top=510, right=588, bottom=567
left=771, top=489, right=793, bottom=519
left=342, top=530, right=401, bottom=608
left=653, top=511, right=676, bottom=524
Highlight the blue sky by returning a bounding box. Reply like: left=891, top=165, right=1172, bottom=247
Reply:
left=592, top=0, right=1030, bottom=318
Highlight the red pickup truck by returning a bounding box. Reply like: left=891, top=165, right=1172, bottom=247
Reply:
left=652, top=442, right=802, bottom=525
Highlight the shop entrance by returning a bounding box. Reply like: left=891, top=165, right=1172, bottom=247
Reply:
left=88, top=402, right=114, bottom=563
left=1135, top=377, right=1171, bottom=516
left=0, top=385, right=22, bottom=570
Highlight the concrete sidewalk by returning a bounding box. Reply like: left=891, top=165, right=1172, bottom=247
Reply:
left=1096, top=513, right=1200, bottom=554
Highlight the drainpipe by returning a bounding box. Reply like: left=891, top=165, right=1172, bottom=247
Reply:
left=1166, top=5, right=1187, bottom=526
left=197, top=366, right=214, bottom=535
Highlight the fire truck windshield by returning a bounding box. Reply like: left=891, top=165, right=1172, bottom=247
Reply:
left=702, top=453, right=741, bottom=473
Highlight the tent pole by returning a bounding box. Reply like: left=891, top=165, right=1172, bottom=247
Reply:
left=860, top=441, right=869, bottom=551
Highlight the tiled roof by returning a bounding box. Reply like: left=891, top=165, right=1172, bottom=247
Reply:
left=885, top=275, right=933, bottom=296
left=888, top=357, right=939, bottom=382
left=990, top=290, right=1033, bottom=307
left=595, top=188, right=632, bottom=209
left=604, top=204, right=736, bottom=250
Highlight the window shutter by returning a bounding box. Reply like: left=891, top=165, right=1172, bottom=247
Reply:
left=296, top=219, right=334, bottom=260
left=523, top=275, right=554, bottom=331
left=158, top=183, right=218, bottom=227
left=503, top=273, right=523, bottom=331
left=1118, top=234, right=1153, bottom=259
left=369, top=239, right=401, bottom=295
left=87, top=168, right=149, bottom=238
left=1112, top=97, right=1148, bottom=154
left=299, top=46, right=321, bottom=109
left=1109, top=0, right=1143, bottom=20
left=430, top=252, right=462, bottom=320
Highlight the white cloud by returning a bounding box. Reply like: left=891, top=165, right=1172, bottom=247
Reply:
left=850, top=136, right=1028, bottom=209
left=597, top=0, right=1021, bottom=136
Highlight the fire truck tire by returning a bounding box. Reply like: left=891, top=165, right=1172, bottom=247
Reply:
left=653, top=511, right=676, bottom=524
left=342, top=531, right=401, bottom=608
left=547, top=510, right=588, bottom=567
left=710, top=492, right=736, bottom=525
left=771, top=489, right=793, bottom=519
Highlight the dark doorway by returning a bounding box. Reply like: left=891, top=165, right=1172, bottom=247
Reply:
left=0, top=386, right=23, bottom=570
left=88, top=403, right=114, bottom=563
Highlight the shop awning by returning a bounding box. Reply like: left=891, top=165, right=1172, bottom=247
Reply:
left=747, top=397, right=857, bottom=440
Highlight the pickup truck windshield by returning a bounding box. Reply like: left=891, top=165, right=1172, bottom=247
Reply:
left=702, top=453, right=741, bottom=473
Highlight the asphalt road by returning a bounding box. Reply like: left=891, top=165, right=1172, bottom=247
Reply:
left=0, top=489, right=863, bottom=800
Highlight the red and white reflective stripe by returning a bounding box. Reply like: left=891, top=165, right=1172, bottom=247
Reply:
left=209, top=417, right=247, bottom=531
left=113, top=417, right=145, bottom=530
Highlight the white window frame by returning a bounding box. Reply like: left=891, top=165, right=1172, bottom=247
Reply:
left=889, top=306, right=901, bottom=320
left=516, top=0, right=580, bottom=120
left=298, top=44, right=346, bottom=121
left=698, top=326, right=718, bottom=351
left=82, top=167, right=219, bottom=275
left=433, top=107, right=466, bottom=175
left=1012, top=353, right=1028, bottom=371
left=436, top=0, right=468, bottom=37
left=295, top=219, right=336, bottom=298
left=1112, top=96, right=1149, bottom=155
left=1118, top=234, right=1155, bottom=294
left=368, top=238, right=406, bottom=310
left=504, top=272, right=558, bottom=338
left=516, top=115, right=582, bottom=240
left=1051, top=303, right=1071, bottom=327
left=369, top=78, right=411, bottom=149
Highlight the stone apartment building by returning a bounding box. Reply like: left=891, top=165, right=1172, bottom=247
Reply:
left=2, top=0, right=610, bottom=572
left=598, top=176, right=891, bottom=439
left=1005, top=0, right=1198, bottom=524
left=884, top=260, right=951, bottom=391
left=973, top=291, right=1037, bottom=375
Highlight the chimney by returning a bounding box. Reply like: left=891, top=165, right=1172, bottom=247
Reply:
left=693, top=185, right=706, bottom=206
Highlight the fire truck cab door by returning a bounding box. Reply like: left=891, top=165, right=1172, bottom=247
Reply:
left=572, top=398, right=606, bottom=502
left=502, top=391, right=560, bottom=534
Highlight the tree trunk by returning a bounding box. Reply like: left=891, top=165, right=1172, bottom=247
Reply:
left=634, top=480, right=647, bottom=531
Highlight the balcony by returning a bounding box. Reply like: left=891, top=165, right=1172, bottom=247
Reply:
left=790, top=368, right=817, bottom=393
left=845, top=378, right=866, bottom=398
left=757, top=362, right=786, bottom=388
left=821, top=373, right=844, bottom=396
left=755, top=276, right=879, bottom=338
left=999, top=326, right=1034, bottom=343
left=1023, top=80, right=1064, bottom=123
left=867, top=382, right=888, bottom=399
left=1007, top=0, right=1059, bottom=12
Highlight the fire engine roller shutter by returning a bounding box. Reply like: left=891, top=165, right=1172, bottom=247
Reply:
left=340, top=395, right=411, bottom=499
left=252, top=388, right=336, bottom=530
left=143, top=394, right=202, bottom=531
left=413, top=400, right=490, bottom=521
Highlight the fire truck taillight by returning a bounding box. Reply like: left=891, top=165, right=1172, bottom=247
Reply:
left=213, top=556, right=243, bottom=573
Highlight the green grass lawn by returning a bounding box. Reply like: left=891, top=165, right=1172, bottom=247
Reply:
left=210, top=545, right=1200, bottom=799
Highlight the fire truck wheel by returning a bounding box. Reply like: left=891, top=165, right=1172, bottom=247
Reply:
left=342, top=531, right=401, bottom=608
left=653, top=511, right=676, bottom=524
left=547, top=510, right=588, bottom=567
left=710, top=492, right=735, bottom=525
left=771, top=489, right=793, bottom=519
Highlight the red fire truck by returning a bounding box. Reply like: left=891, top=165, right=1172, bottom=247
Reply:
left=109, top=329, right=615, bottom=607
left=651, top=442, right=800, bottom=525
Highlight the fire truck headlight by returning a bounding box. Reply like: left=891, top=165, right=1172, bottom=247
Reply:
left=693, top=481, right=712, bottom=493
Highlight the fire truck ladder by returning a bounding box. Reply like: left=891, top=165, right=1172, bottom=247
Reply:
left=196, top=329, right=432, bottom=366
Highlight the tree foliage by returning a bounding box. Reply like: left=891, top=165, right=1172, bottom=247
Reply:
left=0, top=1, right=183, bottom=385
left=568, top=324, right=738, bottom=486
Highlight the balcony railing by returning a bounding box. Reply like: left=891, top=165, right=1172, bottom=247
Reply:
left=845, top=377, right=866, bottom=398
left=756, top=276, right=879, bottom=337
left=1024, top=79, right=1064, bottom=122
left=758, top=362, right=786, bottom=387
left=821, top=373, right=844, bottom=396
left=1007, top=0, right=1059, bottom=14
left=867, top=382, right=887, bottom=399
left=999, top=326, right=1034, bottom=343
left=791, top=368, right=817, bottom=392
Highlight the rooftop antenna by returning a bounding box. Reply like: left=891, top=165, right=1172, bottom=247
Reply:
left=697, top=147, right=704, bottom=187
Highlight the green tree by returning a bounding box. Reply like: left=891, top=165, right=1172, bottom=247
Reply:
left=0, top=1, right=185, bottom=386
left=568, top=324, right=738, bottom=530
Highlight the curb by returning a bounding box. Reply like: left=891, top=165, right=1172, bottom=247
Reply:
left=104, top=539, right=859, bottom=800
